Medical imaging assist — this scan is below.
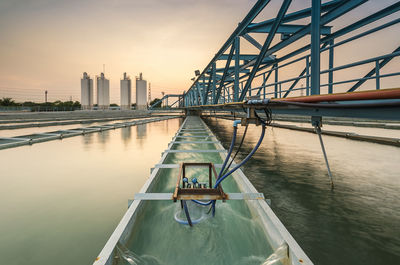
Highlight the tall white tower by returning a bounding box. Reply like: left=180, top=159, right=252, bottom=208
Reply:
left=136, top=73, right=147, bottom=110
left=80, top=72, right=93, bottom=110
left=97, top=73, right=110, bottom=110
left=120, top=72, right=131, bottom=110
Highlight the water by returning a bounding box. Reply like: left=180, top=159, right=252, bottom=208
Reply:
left=0, top=118, right=151, bottom=137
left=118, top=117, right=275, bottom=265
left=0, top=118, right=182, bottom=265
left=277, top=121, right=400, bottom=138
left=261, top=243, right=288, bottom=265
left=204, top=117, right=400, bottom=265
left=1, top=116, right=399, bottom=265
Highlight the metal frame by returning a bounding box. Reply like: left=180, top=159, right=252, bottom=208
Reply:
left=151, top=0, right=400, bottom=121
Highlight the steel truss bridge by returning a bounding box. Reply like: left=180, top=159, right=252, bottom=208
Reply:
left=151, top=0, right=400, bottom=121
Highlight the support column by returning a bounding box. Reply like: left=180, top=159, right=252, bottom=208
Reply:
left=311, top=0, right=321, bottom=95
left=263, top=73, right=266, bottom=99
left=328, top=39, right=334, bottom=94
left=274, top=63, right=278, bottom=98
left=306, top=56, right=310, bottom=96
left=375, top=60, right=380, bottom=90
left=212, top=62, right=216, bottom=103
left=234, top=36, right=240, bottom=102
left=223, top=86, right=226, bottom=103
left=202, top=75, right=206, bottom=104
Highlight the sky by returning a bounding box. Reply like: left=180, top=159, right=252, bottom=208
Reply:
left=0, top=0, right=399, bottom=103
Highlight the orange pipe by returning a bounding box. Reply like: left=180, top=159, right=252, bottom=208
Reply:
left=272, top=88, right=400, bottom=103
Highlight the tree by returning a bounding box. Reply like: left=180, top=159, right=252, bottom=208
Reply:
left=73, top=101, right=81, bottom=108
left=0, top=97, right=17, bottom=106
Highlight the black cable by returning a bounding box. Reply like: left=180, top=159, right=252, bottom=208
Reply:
left=263, top=108, right=272, bottom=125
left=254, top=109, right=271, bottom=125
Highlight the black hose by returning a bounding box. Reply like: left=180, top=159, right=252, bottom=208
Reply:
left=182, top=200, right=193, bottom=227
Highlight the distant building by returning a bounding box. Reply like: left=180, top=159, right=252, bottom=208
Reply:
left=136, top=73, right=147, bottom=110
left=120, top=72, right=131, bottom=110
left=80, top=72, right=93, bottom=110
left=97, top=73, right=110, bottom=110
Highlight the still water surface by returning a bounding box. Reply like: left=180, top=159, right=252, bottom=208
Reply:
left=0, top=116, right=399, bottom=265
left=0, top=118, right=182, bottom=265
left=205, top=117, right=400, bottom=265
left=0, top=118, right=150, bottom=137
left=277, top=121, right=400, bottom=138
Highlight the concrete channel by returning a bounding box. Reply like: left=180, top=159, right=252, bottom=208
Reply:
left=93, top=115, right=311, bottom=265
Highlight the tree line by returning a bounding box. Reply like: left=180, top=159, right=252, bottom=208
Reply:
left=0, top=97, right=81, bottom=110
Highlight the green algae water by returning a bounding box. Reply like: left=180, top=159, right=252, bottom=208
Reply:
left=115, top=117, right=276, bottom=265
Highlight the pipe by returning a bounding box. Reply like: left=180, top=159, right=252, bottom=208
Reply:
left=218, top=120, right=240, bottom=179
left=183, top=200, right=192, bottom=226
left=192, top=120, right=240, bottom=206
left=246, top=97, right=400, bottom=108
left=210, top=122, right=266, bottom=216
left=191, top=120, right=266, bottom=220
left=270, top=99, right=400, bottom=108
left=214, top=123, right=266, bottom=188
left=273, top=88, right=400, bottom=103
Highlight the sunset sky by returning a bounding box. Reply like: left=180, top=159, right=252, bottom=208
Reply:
left=0, top=0, right=399, bottom=103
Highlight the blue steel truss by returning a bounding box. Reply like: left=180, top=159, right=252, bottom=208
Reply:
left=150, top=0, right=400, bottom=120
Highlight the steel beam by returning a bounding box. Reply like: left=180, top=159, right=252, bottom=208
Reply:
left=239, top=0, right=292, bottom=101
left=234, top=36, right=240, bottom=102
left=311, top=0, right=321, bottom=95
left=189, top=0, right=272, bottom=98
left=214, top=44, right=235, bottom=104
left=246, top=23, right=331, bottom=35
left=328, top=39, right=334, bottom=94
left=242, top=34, right=263, bottom=50
left=245, top=0, right=341, bottom=33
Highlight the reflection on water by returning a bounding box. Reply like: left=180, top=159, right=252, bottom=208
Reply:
left=83, top=132, right=94, bottom=150
left=98, top=130, right=110, bottom=149
left=122, top=127, right=132, bottom=146
left=205, top=117, right=400, bottom=265
left=136, top=124, right=147, bottom=139
left=0, top=118, right=182, bottom=265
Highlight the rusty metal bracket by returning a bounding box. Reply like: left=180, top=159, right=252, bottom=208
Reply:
left=172, top=162, right=227, bottom=202
left=241, top=107, right=261, bottom=126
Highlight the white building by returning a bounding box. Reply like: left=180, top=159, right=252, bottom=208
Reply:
left=97, top=73, right=110, bottom=110
left=136, top=73, right=147, bottom=110
left=80, top=72, right=93, bottom=110
left=120, top=72, right=131, bottom=110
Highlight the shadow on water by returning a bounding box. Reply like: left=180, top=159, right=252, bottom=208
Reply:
left=204, top=117, right=400, bottom=265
